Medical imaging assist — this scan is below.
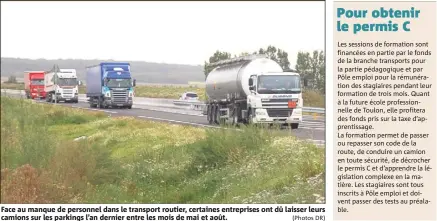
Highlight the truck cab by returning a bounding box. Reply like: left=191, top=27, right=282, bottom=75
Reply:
left=24, top=71, right=46, bottom=99
left=44, top=69, right=80, bottom=103
left=86, top=63, right=136, bottom=109
left=246, top=72, right=303, bottom=127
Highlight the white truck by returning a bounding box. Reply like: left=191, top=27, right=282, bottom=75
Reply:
left=44, top=69, right=80, bottom=103
left=204, top=54, right=303, bottom=129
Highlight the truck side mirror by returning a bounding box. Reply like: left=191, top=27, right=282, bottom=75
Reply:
left=248, top=78, right=253, bottom=86
left=133, top=79, right=136, bottom=87
left=78, top=80, right=82, bottom=86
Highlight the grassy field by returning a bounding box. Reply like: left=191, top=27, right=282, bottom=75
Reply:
left=1, top=96, right=325, bottom=204
left=1, top=82, right=24, bottom=90
left=1, top=82, right=325, bottom=107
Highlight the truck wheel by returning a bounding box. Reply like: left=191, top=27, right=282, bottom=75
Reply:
left=90, top=99, right=97, bottom=108
left=211, top=105, right=217, bottom=124
left=244, top=108, right=252, bottom=125
left=214, top=105, right=221, bottom=124
left=231, top=108, right=239, bottom=126
left=291, top=123, right=299, bottom=129
left=97, top=98, right=104, bottom=109
left=248, top=113, right=253, bottom=125
left=208, top=105, right=214, bottom=124
left=218, top=107, right=227, bottom=125
left=206, top=105, right=211, bottom=124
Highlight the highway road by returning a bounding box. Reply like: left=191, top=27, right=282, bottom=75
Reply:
left=1, top=77, right=203, bottom=87
left=1, top=89, right=325, bottom=146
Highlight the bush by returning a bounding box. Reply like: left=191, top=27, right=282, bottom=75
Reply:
left=6, top=76, right=17, bottom=83
left=302, top=90, right=325, bottom=108
left=189, top=126, right=272, bottom=171
left=1, top=97, right=120, bottom=203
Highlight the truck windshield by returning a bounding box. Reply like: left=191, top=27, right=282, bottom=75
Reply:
left=57, top=78, right=78, bottom=86
left=106, top=79, right=131, bottom=88
left=31, top=79, right=44, bottom=85
left=257, top=75, right=301, bottom=94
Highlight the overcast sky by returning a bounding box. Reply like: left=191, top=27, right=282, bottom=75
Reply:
left=1, top=1, right=324, bottom=66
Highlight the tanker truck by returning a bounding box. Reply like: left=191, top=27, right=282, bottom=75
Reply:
left=44, top=69, right=80, bottom=103
left=205, top=54, right=303, bottom=129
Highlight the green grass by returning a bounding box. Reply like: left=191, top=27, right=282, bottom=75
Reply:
left=1, top=96, right=325, bottom=204
left=2, top=83, right=325, bottom=108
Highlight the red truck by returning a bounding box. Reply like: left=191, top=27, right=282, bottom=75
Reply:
left=24, top=71, right=46, bottom=99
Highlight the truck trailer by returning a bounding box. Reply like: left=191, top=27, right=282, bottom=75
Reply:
left=24, top=71, right=46, bottom=99
left=44, top=69, right=80, bottom=103
left=204, top=55, right=303, bottom=128
left=86, top=62, right=136, bottom=109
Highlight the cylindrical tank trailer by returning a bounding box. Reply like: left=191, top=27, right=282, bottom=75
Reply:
left=205, top=56, right=283, bottom=101
left=204, top=55, right=303, bottom=129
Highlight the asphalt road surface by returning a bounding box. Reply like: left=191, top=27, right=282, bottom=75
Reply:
left=1, top=90, right=325, bottom=146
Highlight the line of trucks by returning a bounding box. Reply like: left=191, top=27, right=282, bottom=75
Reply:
left=24, top=69, right=81, bottom=103
left=23, top=56, right=303, bottom=127
left=23, top=62, right=136, bottom=108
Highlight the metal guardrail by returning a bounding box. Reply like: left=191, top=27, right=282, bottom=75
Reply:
left=173, top=100, right=326, bottom=114
left=302, top=107, right=325, bottom=114
left=173, top=100, right=206, bottom=111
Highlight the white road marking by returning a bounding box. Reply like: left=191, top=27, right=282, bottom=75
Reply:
left=72, top=105, right=117, bottom=114
left=308, top=139, right=326, bottom=143
left=300, top=121, right=324, bottom=125
left=138, top=116, right=222, bottom=129
left=299, top=127, right=324, bottom=130
left=134, top=106, right=204, bottom=116
left=3, top=90, right=325, bottom=141
left=136, top=106, right=326, bottom=130
left=3, top=91, right=326, bottom=145
left=3, top=89, right=325, bottom=126
left=136, top=105, right=327, bottom=121
left=138, top=115, right=325, bottom=146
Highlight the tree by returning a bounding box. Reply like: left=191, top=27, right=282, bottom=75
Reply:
left=277, top=49, right=291, bottom=71
left=312, top=50, right=325, bottom=93
left=295, top=50, right=325, bottom=93
left=203, top=50, right=232, bottom=77
left=6, top=75, right=17, bottom=83
left=203, top=46, right=292, bottom=78
left=234, top=52, right=250, bottom=58
left=256, top=45, right=290, bottom=71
